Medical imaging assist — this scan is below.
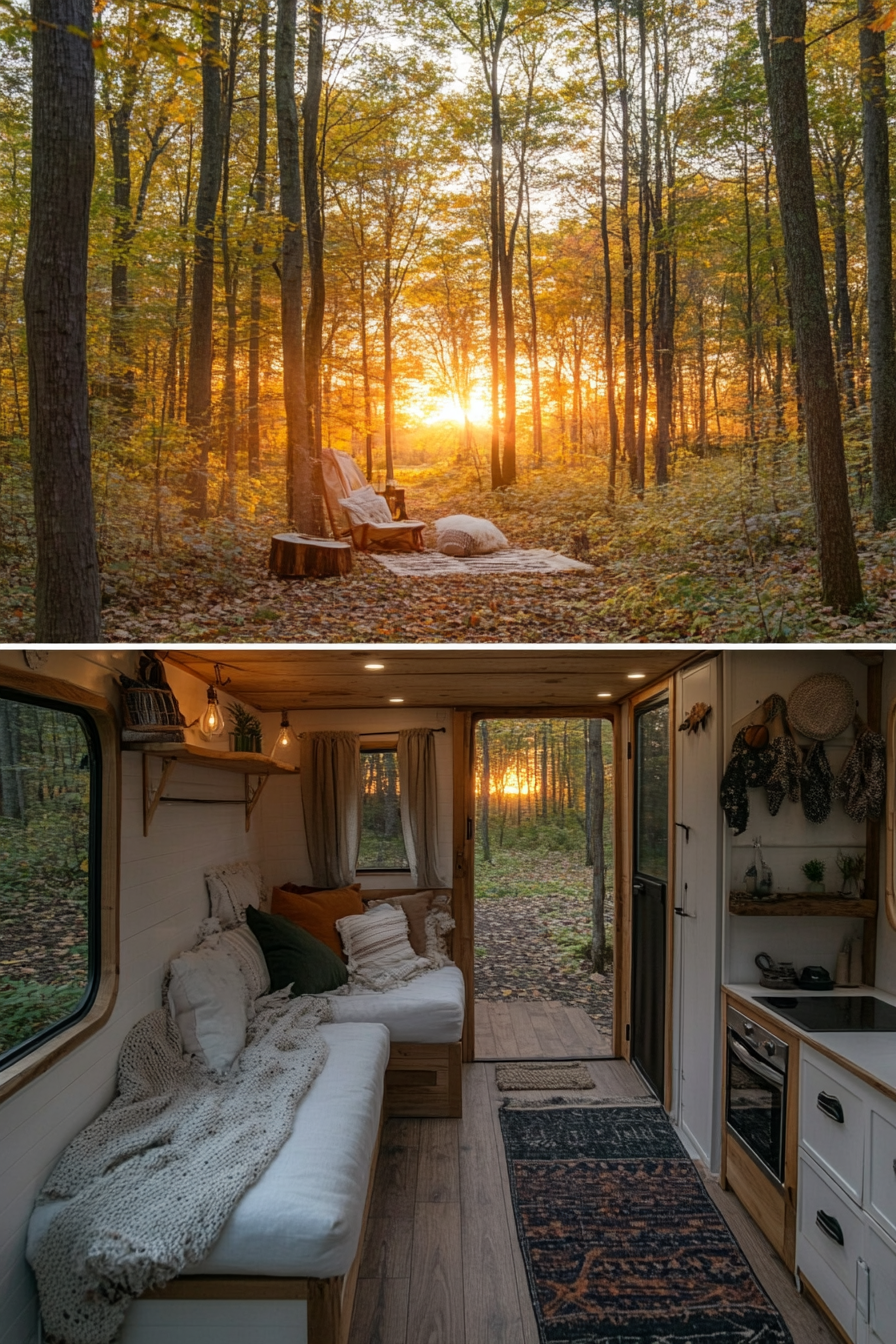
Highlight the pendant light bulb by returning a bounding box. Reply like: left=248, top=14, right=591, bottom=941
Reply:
left=273, top=710, right=296, bottom=755
left=199, top=686, right=224, bottom=739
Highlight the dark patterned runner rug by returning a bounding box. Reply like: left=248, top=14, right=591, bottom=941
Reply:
left=499, top=1102, right=793, bottom=1343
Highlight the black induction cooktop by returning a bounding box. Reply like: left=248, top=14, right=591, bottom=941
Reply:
left=756, top=995, right=896, bottom=1032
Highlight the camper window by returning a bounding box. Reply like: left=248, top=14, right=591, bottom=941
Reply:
left=0, top=687, right=101, bottom=1072
left=358, top=746, right=410, bottom=872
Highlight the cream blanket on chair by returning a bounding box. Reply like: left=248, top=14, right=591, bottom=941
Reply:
left=30, top=994, right=332, bottom=1344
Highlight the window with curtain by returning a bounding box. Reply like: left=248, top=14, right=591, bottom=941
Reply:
left=358, top=747, right=410, bottom=872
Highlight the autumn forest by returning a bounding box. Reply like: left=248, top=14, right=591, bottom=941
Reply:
left=4, top=0, right=896, bottom=641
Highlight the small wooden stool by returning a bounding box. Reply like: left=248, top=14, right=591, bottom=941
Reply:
left=268, top=533, right=353, bottom=578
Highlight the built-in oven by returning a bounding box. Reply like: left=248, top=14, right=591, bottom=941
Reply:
left=725, top=1004, right=789, bottom=1187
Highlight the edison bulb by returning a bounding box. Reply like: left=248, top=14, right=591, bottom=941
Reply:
left=199, top=687, right=224, bottom=739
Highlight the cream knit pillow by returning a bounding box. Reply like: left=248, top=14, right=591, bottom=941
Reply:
left=205, top=861, right=265, bottom=928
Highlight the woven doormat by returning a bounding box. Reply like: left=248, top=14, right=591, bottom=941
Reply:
left=496, top=1062, right=595, bottom=1091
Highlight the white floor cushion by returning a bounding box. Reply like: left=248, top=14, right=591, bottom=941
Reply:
left=327, top=964, right=465, bottom=1043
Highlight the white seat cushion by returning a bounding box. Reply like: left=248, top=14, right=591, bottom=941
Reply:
left=339, top=485, right=394, bottom=526
left=327, top=965, right=465, bottom=1043
left=26, top=1023, right=390, bottom=1283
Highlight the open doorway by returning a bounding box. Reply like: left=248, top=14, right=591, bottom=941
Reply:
left=472, top=716, right=615, bottom=1060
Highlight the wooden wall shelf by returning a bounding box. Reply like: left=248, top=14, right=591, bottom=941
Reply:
left=124, top=743, right=296, bottom=835
left=729, top=893, right=877, bottom=919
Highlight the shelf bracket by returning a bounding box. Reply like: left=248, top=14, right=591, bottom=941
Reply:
left=245, top=774, right=269, bottom=832
left=143, top=752, right=179, bottom=838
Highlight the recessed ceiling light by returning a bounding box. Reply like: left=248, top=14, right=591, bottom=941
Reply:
left=364, top=663, right=385, bottom=670
left=627, top=673, right=646, bottom=680
left=597, top=692, right=612, bottom=699
left=389, top=697, right=404, bottom=703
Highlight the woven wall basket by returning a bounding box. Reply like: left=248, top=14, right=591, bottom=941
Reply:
left=122, top=686, right=185, bottom=734
left=787, top=674, right=856, bottom=741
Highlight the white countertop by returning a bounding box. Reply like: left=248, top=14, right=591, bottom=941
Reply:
left=725, top=983, right=896, bottom=1101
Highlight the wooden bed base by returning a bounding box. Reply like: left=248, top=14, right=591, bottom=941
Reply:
left=137, top=1106, right=383, bottom=1344
left=384, top=1040, right=462, bottom=1118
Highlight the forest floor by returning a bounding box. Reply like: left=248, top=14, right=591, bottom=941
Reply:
left=3, top=418, right=896, bottom=642
left=474, top=850, right=613, bottom=1036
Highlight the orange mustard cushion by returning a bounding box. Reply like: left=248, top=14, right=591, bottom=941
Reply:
left=271, top=884, right=364, bottom=960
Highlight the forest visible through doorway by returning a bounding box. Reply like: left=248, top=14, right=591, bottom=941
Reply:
left=474, top=717, right=614, bottom=1059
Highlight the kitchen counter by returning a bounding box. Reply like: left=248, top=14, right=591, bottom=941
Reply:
left=725, top=982, right=896, bottom=1104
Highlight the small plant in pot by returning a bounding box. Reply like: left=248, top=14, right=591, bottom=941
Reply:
left=801, top=859, right=826, bottom=895
left=836, top=851, right=865, bottom=899
left=227, top=701, right=262, bottom=753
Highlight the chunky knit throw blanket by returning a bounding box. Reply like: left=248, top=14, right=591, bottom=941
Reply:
left=30, top=992, right=331, bottom=1344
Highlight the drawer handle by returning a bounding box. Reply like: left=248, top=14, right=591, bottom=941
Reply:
left=816, top=1210, right=845, bottom=1246
left=817, top=1092, right=844, bottom=1123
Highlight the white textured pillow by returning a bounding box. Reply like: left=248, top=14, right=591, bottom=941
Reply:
left=434, top=514, right=508, bottom=554
left=220, top=923, right=270, bottom=999
left=339, top=484, right=394, bottom=527
left=205, top=861, right=264, bottom=928
left=336, top=902, right=426, bottom=974
left=168, top=944, right=249, bottom=1072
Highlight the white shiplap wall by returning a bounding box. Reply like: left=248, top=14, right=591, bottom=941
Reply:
left=0, top=654, right=280, bottom=1344
left=257, top=705, right=454, bottom=892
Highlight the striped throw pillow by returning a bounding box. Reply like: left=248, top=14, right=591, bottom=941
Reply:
left=336, top=903, right=421, bottom=974
left=220, top=922, right=270, bottom=999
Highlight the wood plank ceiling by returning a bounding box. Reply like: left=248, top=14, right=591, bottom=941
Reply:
left=165, top=649, right=696, bottom=713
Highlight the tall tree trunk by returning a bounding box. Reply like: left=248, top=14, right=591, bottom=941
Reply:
left=219, top=7, right=244, bottom=517
left=185, top=1, right=223, bottom=519
left=829, top=163, right=856, bottom=412
left=859, top=0, right=896, bottom=529
left=741, top=131, right=758, bottom=459
left=596, top=5, right=619, bottom=501
left=383, top=250, right=396, bottom=482
left=166, top=125, right=193, bottom=423
left=615, top=2, right=636, bottom=485
left=247, top=9, right=268, bottom=478
left=302, top=0, right=325, bottom=494
left=636, top=0, right=649, bottom=496
left=488, top=67, right=505, bottom=488
left=762, top=147, right=787, bottom=439
left=0, top=700, right=25, bottom=820
left=524, top=187, right=543, bottom=467
left=695, top=293, right=707, bottom=452
left=359, top=251, right=374, bottom=479
left=588, top=719, right=607, bottom=972
left=25, top=0, right=101, bottom=640
left=540, top=723, right=548, bottom=818
left=758, top=0, right=863, bottom=610
left=651, top=23, right=674, bottom=485
left=106, top=71, right=137, bottom=414
left=479, top=721, right=491, bottom=863
left=275, top=0, right=312, bottom=528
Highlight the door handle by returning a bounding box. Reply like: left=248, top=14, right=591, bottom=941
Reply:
left=817, top=1092, right=844, bottom=1124
left=633, top=881, right=645, bottom=895
left=816, top=1210, right=844, bottom=1246
left=674, top=907, right=696, bottom=917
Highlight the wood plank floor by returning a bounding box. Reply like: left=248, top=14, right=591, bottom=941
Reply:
left=474, top=998, right=613, bottom=1059
left=349, top=1058, right=836, bottom=1344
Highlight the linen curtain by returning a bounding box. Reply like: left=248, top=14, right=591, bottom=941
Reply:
left=397, top=728, right=447, bottom=887
left=300, top=731, right=361, bottom=888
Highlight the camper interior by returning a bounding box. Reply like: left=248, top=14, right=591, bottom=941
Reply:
left=2, top=645, right=896, bottom=1344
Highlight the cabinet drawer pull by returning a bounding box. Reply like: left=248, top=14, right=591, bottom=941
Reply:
left=816, top=1210, right=845, bottom=1246
left=817, top=1092, right=844, bottom=1123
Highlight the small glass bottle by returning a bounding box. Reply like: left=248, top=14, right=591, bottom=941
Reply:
left=744, top=835, right=773, bottom=897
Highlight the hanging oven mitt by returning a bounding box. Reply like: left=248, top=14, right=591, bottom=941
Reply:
left=836, top=726, right=886, bottom=823
left=800, top=739, right=835, bottom=824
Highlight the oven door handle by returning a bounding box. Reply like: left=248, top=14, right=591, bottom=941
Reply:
left=729, top=1036, right=786, bottom=1087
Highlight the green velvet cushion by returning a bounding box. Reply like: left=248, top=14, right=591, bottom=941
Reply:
left=245, top=904, right=348, bottom=995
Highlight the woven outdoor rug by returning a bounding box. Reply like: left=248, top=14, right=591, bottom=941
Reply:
left=496, top=1062, right=596, bottom=1091
left=369, top=548, right=593, bottom=576
left=499, top=1102, right=793, bottom=1343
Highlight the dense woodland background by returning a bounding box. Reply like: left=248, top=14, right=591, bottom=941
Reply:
left=5, top=0, right=896, bottom=637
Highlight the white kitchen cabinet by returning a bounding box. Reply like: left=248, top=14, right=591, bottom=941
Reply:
left=801, top=1052, right=866, bottom=1203
left=797, top=1047, right=896, bottom=1344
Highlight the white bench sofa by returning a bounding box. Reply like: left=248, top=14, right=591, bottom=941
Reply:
left=27, top=1020, right=390, bottom=1344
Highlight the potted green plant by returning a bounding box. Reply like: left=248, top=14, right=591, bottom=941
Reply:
left=836, top=851, right=865, bottom=899
left=227, top=701, right=262, bottom=753
left=801, top=858, right=826, bottom=895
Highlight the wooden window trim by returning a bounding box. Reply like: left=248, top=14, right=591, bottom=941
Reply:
left=0, top=664, right=120, bottom=1105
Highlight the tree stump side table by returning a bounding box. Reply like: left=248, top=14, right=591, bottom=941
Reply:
left=268, top=533, right=353, bottom=578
